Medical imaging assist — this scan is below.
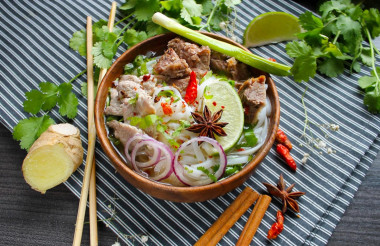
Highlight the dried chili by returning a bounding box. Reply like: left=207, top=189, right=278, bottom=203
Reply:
left=161, top=102, right=173, bottom=115
left=184, top=71, right=197, bottom=104
left=275, top=129, right=292, bottom=150
left=276, top=144, right=297, bottom=171
left=267, top=210, right=284, bottom=239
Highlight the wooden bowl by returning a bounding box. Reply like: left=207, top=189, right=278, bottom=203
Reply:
left=94, top=32, right=280, bottom=203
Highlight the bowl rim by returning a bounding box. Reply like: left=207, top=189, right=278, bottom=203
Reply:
left=94, top=31, right=280, bottom=200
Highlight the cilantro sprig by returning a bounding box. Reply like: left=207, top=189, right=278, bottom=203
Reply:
left=286, top=0, right=380, bottom=113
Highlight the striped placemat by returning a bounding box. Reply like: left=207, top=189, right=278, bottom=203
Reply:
left=1, top=0, right=379, bottom=245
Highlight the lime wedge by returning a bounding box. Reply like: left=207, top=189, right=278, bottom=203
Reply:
left=243, top=12, right=301, bottom=48
left=203, top=81, right=244, bottom=152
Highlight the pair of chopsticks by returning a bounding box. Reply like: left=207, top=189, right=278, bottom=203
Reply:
left=72, top=2, right=117, bottom=246
left=194, top=187, right=272, bottom=246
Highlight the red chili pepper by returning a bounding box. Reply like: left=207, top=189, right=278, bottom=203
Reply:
left=161, top=102, right=173, bottom=115
left=184, top=71, right=197, bottom=104
left=267, top=211, right=284, bottom=239
left=275, top=129, right=292, bottom=150
left=268, top=58, right=276, bottom=62
left=212, top=101, right=217, bottom=106
left=276, top=144, right=297, bottom=171
left=142, top=74, right=151, bottom=81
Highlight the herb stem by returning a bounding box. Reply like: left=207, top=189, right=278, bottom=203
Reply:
left=332, top=31, right=341, bottom=44
left=374, top=46, right=380, bottom=57
left=69, top=69, right=87, bottom=83
left=204, top=0, right=220, bottom=31
left=365, top=28, right=380, bottom=94
left=114, top=13, right=134, bottom=26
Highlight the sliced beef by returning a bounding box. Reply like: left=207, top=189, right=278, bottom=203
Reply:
left=238, top=75, right=266, bottom=124
left=153, top=48, right=191, bottom=79
left=210, top=51, right=251, bottom=81
left=169, top=76, right=190, bottom=95
left=105, top=75, right=156, bottom=118
left=104, top=88, right=124, bottom=116
left=168, top=38, right=211, bottom=78
left=107, top=120, right=143, bottom=145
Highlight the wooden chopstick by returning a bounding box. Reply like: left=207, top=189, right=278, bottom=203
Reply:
left=87, top=2, right=117, bottom=246
left=73, top=16, right=96, bottom=246
left=236, top=195, right=272, bottom=246
left=194, top=187, right=259, bottom=246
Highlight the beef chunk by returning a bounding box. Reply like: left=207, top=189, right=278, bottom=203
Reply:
left=210, top=51, right=251, bottom=81
left=168, top=38, right=210, bottom=78
left=153, top=48, right=191, bottom=79
left=238, top=75, right=266, bottom=124
left=169, top=76, right=191, bottom=96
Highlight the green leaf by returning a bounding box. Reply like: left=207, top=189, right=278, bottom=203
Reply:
left=124, top=29, right=148, bottom=47
left=69, top=30, right=87, bottom=56
left=362, top=8, right=380, bottom=38
left=146, top=21, right=167, bottom=37
left=197, top=0, right=213, bottom=15
left=336, top=15, right=362, bottom=43
left=285, top=41, right=312, bottom=58
left=223, top=0, right=241, bottom=8
left=58, top=83, right=78, bottom=119
left=161, top=0, right=182, bottom=12
left=224, top=164, right=242, bottom=177
left=298, top=11, right=323, bottom=31
left=363, top=89, right=380, bottom=113
left=297, top=28, right=323, bottom=46
left=133, top=0, right=161, bottom=21
left=81, top=82, right=88, bottom=98
left=120, top=0, right=138, bottom=10
left=180, top=0, right=203, bottom=25
left=319, top=0, right=349, bottom=19
left=23, top=90, right=44, bottom=114
left=12, top=115, right=55, bottom=150
left=360, top=47, right=372, bottom=67
left=172, top=120, right=191, bottom=137
left=290, top=55, right=317, bottom=82
left=318, top=57, right=344, bottom=77
left=128, top=93, right=139, bottom=105
left=39, top=82, right=59, bottom=111
left=358, top=76, right=377, bottom=89
left=371, top=67, right=380, bottom=77
left=93, top=42, right=112, bottom=69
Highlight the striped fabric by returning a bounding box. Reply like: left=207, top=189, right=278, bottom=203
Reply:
left=1, top=0, right=379, bottom=245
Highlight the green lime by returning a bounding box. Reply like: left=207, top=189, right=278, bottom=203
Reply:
left=203, top=80, right=244, bottom=152
left=243, top=12, right=301, bottom=48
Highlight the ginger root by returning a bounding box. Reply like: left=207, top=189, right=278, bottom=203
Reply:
left=22, top=123, right=84, bottom=193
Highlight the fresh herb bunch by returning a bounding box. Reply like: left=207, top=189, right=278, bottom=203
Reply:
left=286, top=0, right=380, bottom=113
left=12, top=0, right=241, bottom=150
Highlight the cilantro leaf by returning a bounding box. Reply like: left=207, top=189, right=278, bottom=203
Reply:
left=57, top=83, right=78, bottom=119
left=124, top=29, right=148, bottom=47
left=39, top=82, right=59, bottom=111
left=69, top=30, right=87, bottom=56
left=223, top=0, right=241, bottom=8
left=23, top=90, right=44, bottom=114
left=181, top=0, right=203, bottom=25
left=363, top=89, right=380, bottom=113
left=298, top=11, right=323, bottom=31
left=360, top=47, right=372, bottom=66
left=125, top=0, right=161, bottom=21
left=358, top=76, right=377, bottom=89
left=318, top=57, right=344, bottom=77
left=93, top=42, right=113, bottom=69
left=12, top=115, right=55, bottom=150
left=362, top=8, right=380, bottom=38
left=290, top=55, right=317, bottom=82
left=286, top=41, right=312, bottom=58
left=23, top=82, right=59, bottom=114
left=319, top=0, right=348, bottom=19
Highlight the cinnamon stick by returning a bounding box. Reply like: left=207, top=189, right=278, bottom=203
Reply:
left=236, top=195, right=272, bottom=246
left=194, top=187, right=259, bottom=246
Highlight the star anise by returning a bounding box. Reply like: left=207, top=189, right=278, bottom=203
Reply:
left=263, top=174, right=306, bottom=213
left=186, top=105, right=228, bottom=140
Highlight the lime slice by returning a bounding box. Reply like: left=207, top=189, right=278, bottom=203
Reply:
left=203, top=81, right=244, bottom=152
left=243, top=12, right=301, bottom=48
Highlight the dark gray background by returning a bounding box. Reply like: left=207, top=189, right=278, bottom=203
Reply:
left=1, top=0, right=379, bottom=245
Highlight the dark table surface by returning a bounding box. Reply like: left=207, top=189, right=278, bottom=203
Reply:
left=1, top=1, right=380, bottom=245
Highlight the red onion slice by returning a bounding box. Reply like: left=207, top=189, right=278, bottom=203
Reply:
left=131, top=139, right=162, bottom=168
left=127, top=135, right=174, bottom=181
left=173, top=137, right=227, bottom=186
